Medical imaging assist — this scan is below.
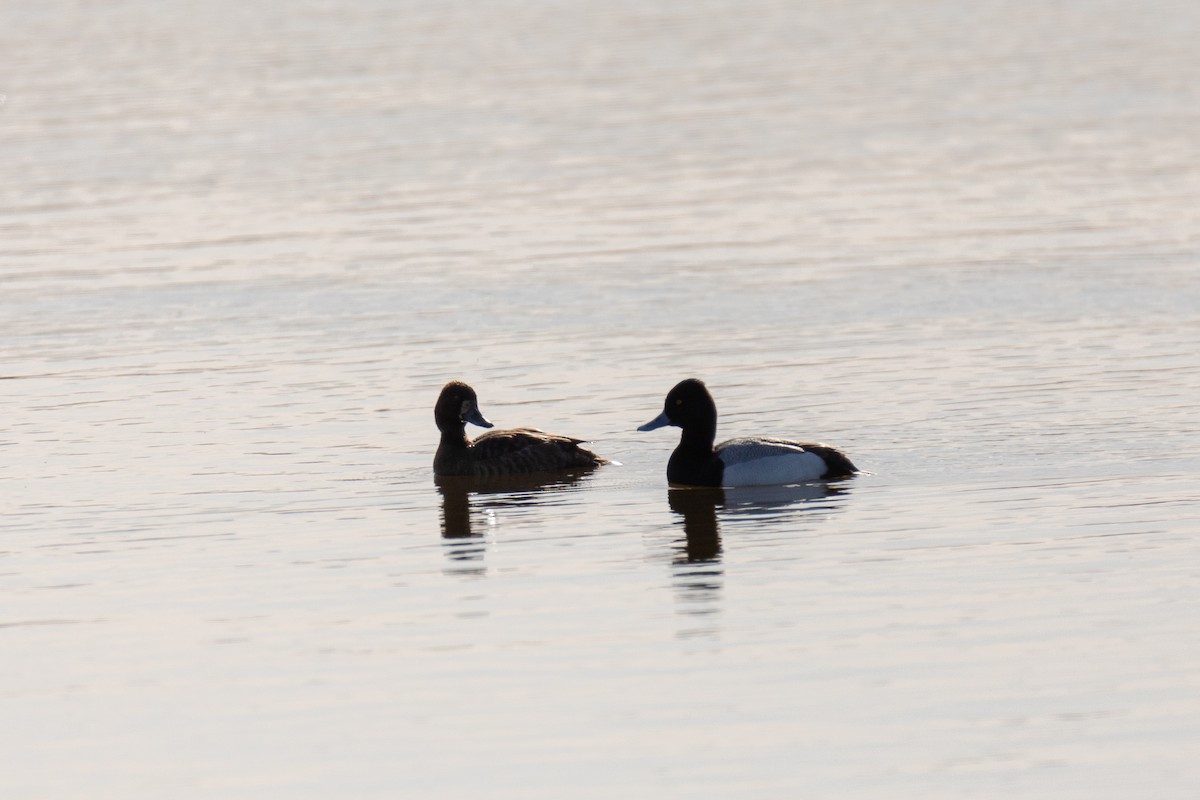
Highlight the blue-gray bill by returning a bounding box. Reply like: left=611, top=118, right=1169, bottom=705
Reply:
left=466, top=407, right=493, bottom=428
left=637, top=412, right=671, bottom=432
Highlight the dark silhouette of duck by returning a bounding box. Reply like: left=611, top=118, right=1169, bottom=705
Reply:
left=638, top=378, right=857, bottom=486
left=433, top=381, right=607, bottom=477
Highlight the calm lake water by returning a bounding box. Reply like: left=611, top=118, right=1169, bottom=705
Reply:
left=3, top=0, right=1199, bottom=796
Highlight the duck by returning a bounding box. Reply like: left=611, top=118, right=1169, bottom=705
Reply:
left=637, top=378, right=857, bottom=486
left=433, top=381, right=607, bottom=477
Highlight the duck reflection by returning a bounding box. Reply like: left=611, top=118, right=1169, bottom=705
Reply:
left=668, top=487, right=725, bottom=564
left=665, top=482, right=851, bottom=636
left=667, top=487, right=725, bottom=638
left=436, top=467, right=601, bottom=570
left=719, top=482, right=847, bottom=516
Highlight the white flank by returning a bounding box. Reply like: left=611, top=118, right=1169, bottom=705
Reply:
left=718, top=438, right=828, bottom=486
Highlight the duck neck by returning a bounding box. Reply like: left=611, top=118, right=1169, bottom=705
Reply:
left=434, top=423, right=472, bottom=475
left=677, top=421, right=716, bottom=456
left=438, top=423, right=470, bottom=451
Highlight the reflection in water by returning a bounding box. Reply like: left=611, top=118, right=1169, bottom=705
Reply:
left=665, top=482, right=852, bottom=637
left=435, top=474, right=487, bottom=569
left=667, top=488, right=726, bottom=639
left=435, top=468, right=601, bottom=571
left=720, top=482, right=848, bottom=519
left=668, top=487, right=725, bottom=564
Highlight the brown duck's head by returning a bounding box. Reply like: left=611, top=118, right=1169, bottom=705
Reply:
left=434, top=381, right=494, bottom=432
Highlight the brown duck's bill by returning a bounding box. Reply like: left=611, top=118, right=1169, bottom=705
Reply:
left=465, top=406, right=493, bottom=428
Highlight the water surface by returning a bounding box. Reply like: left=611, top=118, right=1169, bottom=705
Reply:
left=3, top=0, right=1199, bottom=797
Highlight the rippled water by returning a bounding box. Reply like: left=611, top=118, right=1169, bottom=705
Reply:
left=4, top=0, right=1199, bottom=796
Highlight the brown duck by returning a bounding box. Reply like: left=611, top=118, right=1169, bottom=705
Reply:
left=433, top=381, right=607, bottom=477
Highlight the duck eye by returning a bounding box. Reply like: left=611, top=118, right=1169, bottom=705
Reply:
left=674, top=399, right=683, bottom=406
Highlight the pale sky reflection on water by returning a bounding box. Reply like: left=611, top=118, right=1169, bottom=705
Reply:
left=3, top=0, right=1200, bottom=797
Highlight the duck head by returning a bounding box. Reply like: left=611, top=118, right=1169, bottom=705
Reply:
left=638, top=378, right=717, bottom=433
left=435, top=381, right=494, bottom=432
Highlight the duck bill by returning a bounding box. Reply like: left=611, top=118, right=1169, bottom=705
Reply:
left=637, top=411, right=671, bottom=432
left=465, top=406, right=494, bottom=428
